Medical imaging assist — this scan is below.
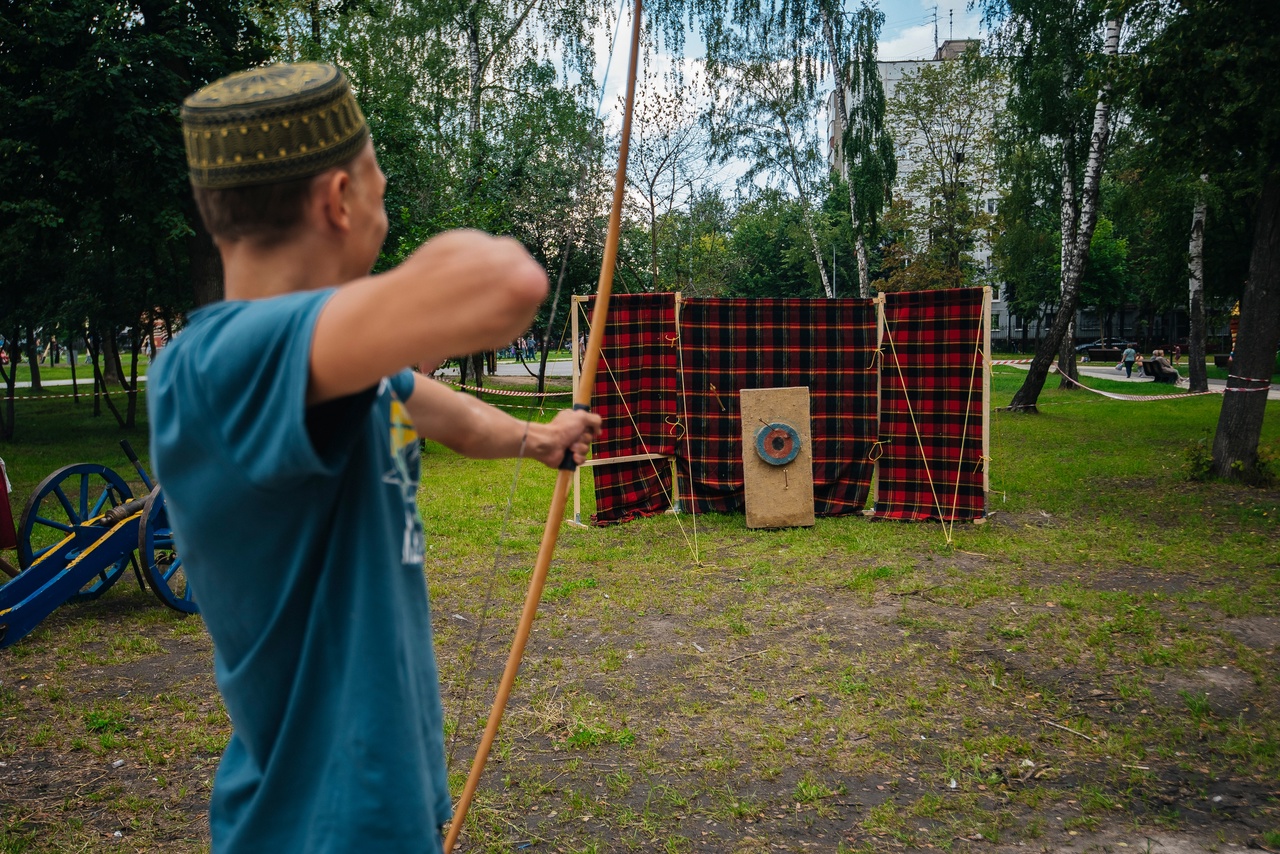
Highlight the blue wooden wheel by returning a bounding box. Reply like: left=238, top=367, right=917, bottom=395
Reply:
left=18, top=463, right=134, bottom=601
left=753, top=422, right=801, bottom=466
left=138, top=485, right=196, bottom=614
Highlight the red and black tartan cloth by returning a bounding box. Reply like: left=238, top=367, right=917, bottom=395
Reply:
left=675, top=298, right=879, bottom=516
left=583, top=293, right=680, bottom=524
left=878, top=288, right=986, bottom=521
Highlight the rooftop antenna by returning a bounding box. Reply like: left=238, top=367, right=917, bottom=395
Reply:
left=933, top=5, right=939, bottom=54
left=949, top=8, right=953, bottom=40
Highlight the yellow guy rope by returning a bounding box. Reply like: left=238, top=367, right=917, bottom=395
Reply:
left=881, top=315, right=952, bottom=545
left=576, top=299, right=701, bottom=565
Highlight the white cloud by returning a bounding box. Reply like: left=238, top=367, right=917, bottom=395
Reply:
left=877, top=3, right=985, bottom=61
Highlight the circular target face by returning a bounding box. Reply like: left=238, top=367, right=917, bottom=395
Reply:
left=754, top=422, right=801, bottom=466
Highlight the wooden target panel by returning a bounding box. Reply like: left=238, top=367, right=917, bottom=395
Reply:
left=739, top=387, right=815, bottom=529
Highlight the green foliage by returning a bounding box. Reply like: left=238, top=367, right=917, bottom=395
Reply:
left=1184, top=435, right=1214, bottom=482
left=1126, top=0, right=1280, bottom=187
left=565, top=722, right=635, bottom=749
left=0, top=0, right=269, bottom=435
left=329, top=0, right=612, bottom=343
left=992, top=142, right=1061, bottom=329
left=705, top=22, right=834, bottom=295
left=724, top=189, right=826, bottom=298
left=881, top=48, right=1004, bottom=292
left=1077, top=214, right=1130, bottom=315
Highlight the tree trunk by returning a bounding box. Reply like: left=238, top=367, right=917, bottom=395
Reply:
left=649, top=197, right=659, bottom=288
left=803, top=212, right=834, bottom=298
left=466, top=9, right=484, bottom=197
left=855, top=234, right=871, bottom=300
left=1187, top=180, right=1209, bottom=392
left=25, top=326, right=42, bottom=392
left=88, top=331, right=102, bottom=417
left=1056, top=147, right=1079, bottom=387
left=308, top=0, right=321, bottom=45
left=90, top=341, right=127, bottom=428
left=1009, top=19, right=1120, bottom=411
left=1210, top=173, right=1280, bottom=480
left=69, top=339, right=80, bottom=404
left=1058, top=319, right=1076, bottom=382
left=777, top=110, right=833, bottom=299
left=822, top=5, right=868, bottom=297
left=103, top=329, right=122, bottom=386
left=125, top=325, right=142, bottom=429
left=0, top=341, right=15, bottom=440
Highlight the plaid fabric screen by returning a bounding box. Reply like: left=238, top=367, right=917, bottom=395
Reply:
left=583, top=293, right=680, bottom=524
left=877, top=288, right=987, bottom=521
left=677, top=299, right=879, bottom=516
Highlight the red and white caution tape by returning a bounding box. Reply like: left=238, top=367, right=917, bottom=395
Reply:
left=1052, top=368, right=1218, bottom=401
left=1, top=389, right=143, bottom=403
left=437, top=378, right=573, bottom=398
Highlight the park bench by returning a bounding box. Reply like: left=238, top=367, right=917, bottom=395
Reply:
left=1087, top=348, right=1123, bottom=363
left=1141, top=361, right=1178, bottom=383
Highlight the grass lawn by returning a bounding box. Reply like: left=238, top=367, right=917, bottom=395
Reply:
left=0, top=367, right=1277, bottom=852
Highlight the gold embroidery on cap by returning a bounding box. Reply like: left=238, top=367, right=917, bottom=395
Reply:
left=182, top=63, right=368, bottom=188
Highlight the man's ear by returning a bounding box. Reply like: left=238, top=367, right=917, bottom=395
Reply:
left=317, top=168, right=353, bottom=234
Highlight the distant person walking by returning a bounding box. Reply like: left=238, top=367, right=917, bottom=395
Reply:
left=1121, top=345, right=1137, bottom=378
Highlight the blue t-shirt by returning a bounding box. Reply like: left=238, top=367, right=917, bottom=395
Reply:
left=148, top=289, right=448, bottom=853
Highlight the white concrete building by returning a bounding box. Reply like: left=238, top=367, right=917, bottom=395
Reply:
left=827, top=39, right=1015, bottom=340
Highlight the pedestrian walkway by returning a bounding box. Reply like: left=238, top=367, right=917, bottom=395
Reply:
left=434, top=358, right=573, bottom=379
left=1005, top=361, right=1278, bottom=401
left=11, top=377, right=147, bottom=389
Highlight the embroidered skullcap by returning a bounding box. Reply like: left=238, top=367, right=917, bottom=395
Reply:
left=182, top=63, right=369, bottom=189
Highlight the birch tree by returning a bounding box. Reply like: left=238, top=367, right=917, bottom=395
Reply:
left=820, top=0, right=895, bottom=297
left=982, top=0, right=1122, bottom=406
left=1127, top=0, right=1280, bottom=481
left=706, top=34, right=833, bottom=297
left=1186, top=179, right=1208, bottom=392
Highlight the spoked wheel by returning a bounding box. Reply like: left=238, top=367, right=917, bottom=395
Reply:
left=138, top=485, right=196, bottom=614
left=18, top=463, right=134, bottom=600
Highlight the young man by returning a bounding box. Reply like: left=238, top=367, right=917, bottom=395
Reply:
left=150, top=63, right=600, bottom=852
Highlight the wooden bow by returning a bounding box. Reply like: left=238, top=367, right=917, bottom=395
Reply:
left=442, top=2, right=643, bottom=848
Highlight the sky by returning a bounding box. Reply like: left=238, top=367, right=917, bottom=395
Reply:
left=583, top=0, right=988, bottom=194
left=876, top=0, right=985, bottom=61
left=592, top=0, right=988, bottom=117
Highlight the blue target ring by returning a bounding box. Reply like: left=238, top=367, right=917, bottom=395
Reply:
left=754, top=422, right=801, bottom=466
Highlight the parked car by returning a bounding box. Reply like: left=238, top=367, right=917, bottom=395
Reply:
left=1074, top=338, right=1136, bottom=353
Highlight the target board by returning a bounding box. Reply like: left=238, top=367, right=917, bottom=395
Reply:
left=740, top=387, right=815, bottom=529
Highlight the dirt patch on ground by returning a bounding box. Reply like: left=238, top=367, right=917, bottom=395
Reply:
left=3, top=542, right=1278, bottom=852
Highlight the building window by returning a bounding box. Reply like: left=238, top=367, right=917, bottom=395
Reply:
left=991, top=313, right=1001, bottom=330
left=986, top=198, right=998, bottom=214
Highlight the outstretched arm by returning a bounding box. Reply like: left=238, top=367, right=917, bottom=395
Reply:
left=307, top=230, right=549, bottom=405
left=402, top=374, right=600, bottom=468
